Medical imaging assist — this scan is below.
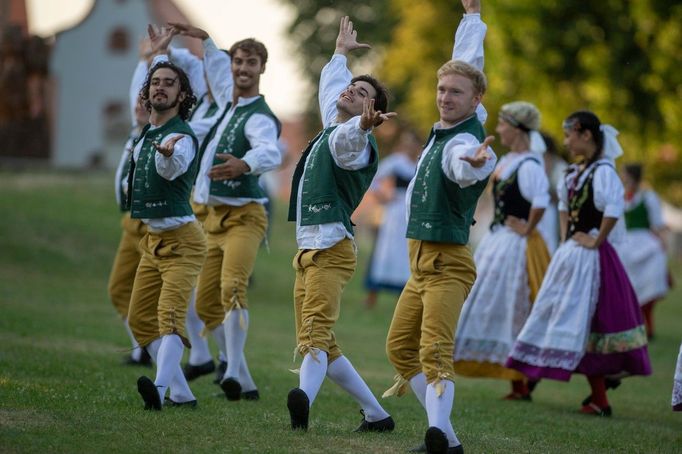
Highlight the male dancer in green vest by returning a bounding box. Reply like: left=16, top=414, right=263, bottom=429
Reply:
left=126, top=57, right=207, bottom=410
left=286, top=16, right=396, bottom=433
left=384, top=1, right=496, bottom=452
left=171, top=23, right=282, bottom=401
left=146, top=24, right=229, bottom=384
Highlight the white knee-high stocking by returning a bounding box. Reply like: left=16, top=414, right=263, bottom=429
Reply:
left=154, top=335, right=195, bottom=403
left=425, top=381, right=460, bottom=447
left=299, top=349, right=328, bottom=407
left=409, top=372, right=427, bottom=409
left=326, top=356, right=389, bottom=422
left=185, top=289, right=212, bottom=365
left=224, top=309, right=249, bottom=381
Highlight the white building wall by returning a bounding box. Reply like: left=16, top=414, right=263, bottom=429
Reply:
left=51, top=0, right=155, bottom=168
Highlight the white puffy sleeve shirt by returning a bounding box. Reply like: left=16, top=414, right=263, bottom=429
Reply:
left=452, top=13, right=488, bottom=125
left=203, top=38, right=234, bottom=110
left=440, top=131, right=497, bottom=188
left=318, top=54, right=372, bottom=170
left=169, top=47, right=207, bottom=100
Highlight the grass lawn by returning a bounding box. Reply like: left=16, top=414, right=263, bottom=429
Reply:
left=0, top=170, right=680, bottom=453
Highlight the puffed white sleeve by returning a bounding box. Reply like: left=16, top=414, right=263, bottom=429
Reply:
left=452, top=13, right=486, bottom=70
left=452, top=13, right=488, bottom=124
left=154, top=135, right=196, bottom=181
left=241, top=113, right=282, bottom=175
left=643, top=190, right=666, bottom=229
left=593, top=165, right=624, bottom=218
left=319, top=54, right=352, bottom=128
left=518, top=160, right=550, bottom=209
left=203, top=38, right=233, bottom=109
left=328, top=116, right=372, bottom=170
left=441, top=133, right=496, bottom=188
left=169, top=47, right=207, bottom=99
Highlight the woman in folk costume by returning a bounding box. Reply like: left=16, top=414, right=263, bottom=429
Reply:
left=506, top=111, right=651, bottom=416
left=453, top=101, right=551, bottom=400
left=616, top=163, right=670, bottom=339
left=673, top=343, right=682, bottom=411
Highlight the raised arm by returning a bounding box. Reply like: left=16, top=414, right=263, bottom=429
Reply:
left=318, top=16, right=372, bottom=127
left=452, top=0, right=486, bottom=69
left=169, top=47, right=207, bottom=100
left=129, top=39, right=150, bottom=127
left=441, top=134, right=496, bottom=188
left=452, top=0, right=488, bottom=123
left=153, top=135, right=197, bottom=181
left=170, top=22, right=233, bottom=109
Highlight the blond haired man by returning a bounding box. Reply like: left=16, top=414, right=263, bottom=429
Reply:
left=384, top=1, right=496, bottom=452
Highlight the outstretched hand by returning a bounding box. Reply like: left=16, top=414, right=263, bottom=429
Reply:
left=153, top=135, right=183, bottom=157
left=335, top=16, right=371, bottom=55
left=461, top=0, right=481, bottom=14
left=147, top=24, right=175, bottom=56
left=168, top=22, right=209, bottom=41
left=360, top=98, right=397, bottom=130
left=460, top=135, right=494, bottom=168
left=208, top=153, right=250, bottom=180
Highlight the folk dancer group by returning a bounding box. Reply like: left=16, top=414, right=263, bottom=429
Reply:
left=105, top=1, right=678, bottom=454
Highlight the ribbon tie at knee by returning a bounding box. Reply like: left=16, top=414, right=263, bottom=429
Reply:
left=382, top=374, right=409, bottom=398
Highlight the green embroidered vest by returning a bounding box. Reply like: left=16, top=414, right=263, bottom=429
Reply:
left=287, top=126, right=379, bottom=235
left=406, top=115, right=488, bottom=244
left=126, top=115, right=199, bottom=219
left=208, top=97, right=280, bottom=199
left=624, top=196, right=650, bottom=230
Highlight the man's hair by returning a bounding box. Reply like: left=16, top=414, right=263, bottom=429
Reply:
left=437, top=60, right=487, bottom=96
left=351, top=74, right=390, bottom=114
left=139, top=61, right=197, bottom=121
left=229, top=38, right=268, bottom=65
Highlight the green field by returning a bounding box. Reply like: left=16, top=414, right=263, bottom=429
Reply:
left=1, top=171, right=680, bottom=453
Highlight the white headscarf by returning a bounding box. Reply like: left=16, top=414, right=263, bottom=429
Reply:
left=529, top=130, right=547, bottom=154
left=600, top=124, right=623, bottom=160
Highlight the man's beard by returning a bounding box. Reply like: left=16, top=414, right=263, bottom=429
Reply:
left=151, top=95, right=180, bottom=113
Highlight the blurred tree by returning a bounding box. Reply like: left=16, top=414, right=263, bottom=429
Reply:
left=281, top=1, right=682, bottom=204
